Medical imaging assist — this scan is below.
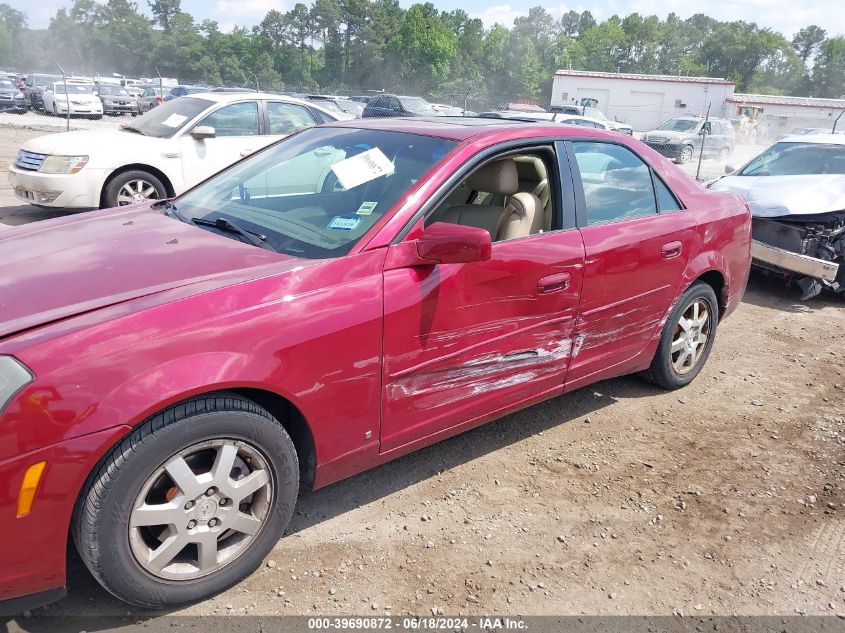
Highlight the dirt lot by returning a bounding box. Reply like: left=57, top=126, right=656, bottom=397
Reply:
left=1, top=125, right=844, bottom=620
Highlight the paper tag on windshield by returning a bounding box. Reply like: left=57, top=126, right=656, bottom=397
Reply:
left=327, top=215, right=362, bottom=231
left=162, top=114, right=188, bottom=128
left=330, top=148, right=394, bottom=190
left=356, top=201, right=378, bottom=216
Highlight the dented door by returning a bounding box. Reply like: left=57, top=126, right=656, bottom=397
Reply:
left=379, top=231, right=585, bottom=452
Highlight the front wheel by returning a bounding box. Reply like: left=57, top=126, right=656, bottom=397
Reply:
left=103, top=170, right=167, bottom=208
left=73, top=394, right=299, bottom=608
left=677, top=145, right=694, bottom=164
left=643, top=282, right=719, bottom=389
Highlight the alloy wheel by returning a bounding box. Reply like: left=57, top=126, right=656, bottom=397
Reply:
left=670, top=298, right=711, bottom=375
left=117, top=179, right=161, bottom=205
left=128, top=439, right=273, bottom=581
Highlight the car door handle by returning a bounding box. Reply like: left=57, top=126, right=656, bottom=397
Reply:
left=537, top=272, right=571, bottom=294
left=661, top=241, right=683, bottom=259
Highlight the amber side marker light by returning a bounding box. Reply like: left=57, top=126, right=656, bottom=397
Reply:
left=17, top=461, right=46, bottom=518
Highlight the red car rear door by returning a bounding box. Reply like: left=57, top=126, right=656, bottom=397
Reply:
left=563, top=140, right=697, bottom=387
left=379, top=143, right=586, bottom=453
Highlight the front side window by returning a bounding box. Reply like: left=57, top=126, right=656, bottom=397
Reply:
left=195, top=102, right=259, bottom=137
left=573, top=142, right=658, bottom=225
left=174, top=127, right=456, bottom=259
left=267, top=102, right=316, bottom=135
left=740, top=142, right=845, bottom=176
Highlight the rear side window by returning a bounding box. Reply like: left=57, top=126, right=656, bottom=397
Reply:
left=572, top=142, right=658, bottom=226
left=653, top=175, right=682, bottom=212
left=267, top=102, right=317, bottom=134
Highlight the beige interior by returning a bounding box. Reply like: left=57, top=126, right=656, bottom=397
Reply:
left=428, top=154, right=553, bottom=241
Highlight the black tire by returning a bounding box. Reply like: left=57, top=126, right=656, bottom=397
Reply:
left=642, top=282, right=719, bottom=390
left=72, top=393, right=299, bottom=609
left=103, top=170, right=167, bottom=208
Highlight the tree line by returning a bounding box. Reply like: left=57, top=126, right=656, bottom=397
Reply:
left=0, top=0, right=843, bottom=102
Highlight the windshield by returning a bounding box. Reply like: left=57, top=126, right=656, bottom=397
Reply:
left=0, top=80, right=14, bottom=89
left=55, top=84, right=94, bottom=94
left=740, top=142, right=845, bottom=176
left=583, top=107, right=609, bottom=121
left=658, top=119, right=699, bottom=133
left=398, top=97, right=431, bottom=113
left=98, top=85, right=130, bottom=96
left=130, top=97, right=213, bottom=138
left=175, top=127, right=456, bottom=258
left=313, top=99, right=343, bottom=114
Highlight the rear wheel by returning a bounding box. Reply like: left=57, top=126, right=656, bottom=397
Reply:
left=73, top=394, right=299, bottom=608
left=643, top=282, right=719, bottom=389
left=103, top=170, right=167, bottom=208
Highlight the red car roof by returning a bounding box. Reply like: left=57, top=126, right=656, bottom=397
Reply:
left=324, top=116, right=618, bottom=142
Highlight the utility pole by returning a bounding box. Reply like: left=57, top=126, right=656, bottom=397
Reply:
left=696, top=102, right=711, bottom=182
left=55, top=62, right=69, bottom=132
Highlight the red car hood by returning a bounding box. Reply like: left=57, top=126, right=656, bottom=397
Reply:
left=0, top=205, right=294, bottom=340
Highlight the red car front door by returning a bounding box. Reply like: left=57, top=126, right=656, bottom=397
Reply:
left=379, top=229, right=585, bottom=452
left=563, top=140, right=697, bottom=387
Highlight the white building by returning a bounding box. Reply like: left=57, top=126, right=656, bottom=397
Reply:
left=550, top=70, right=736, bottom=131
left=727, top=93, right=845, bottom=135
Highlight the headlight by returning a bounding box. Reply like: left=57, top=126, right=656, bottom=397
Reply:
left=0, top=356, right=33, bottom=415
left=39, top=155, right=89, bottom=174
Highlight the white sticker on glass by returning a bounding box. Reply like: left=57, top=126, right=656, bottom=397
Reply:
left=162, top=114, right=188, bottom=128
left=330, top=148, right=394, bottom=190
left=356, top=201, right=378, bottom=216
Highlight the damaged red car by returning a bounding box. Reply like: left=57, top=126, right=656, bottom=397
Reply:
left=0, top=118, right=751, bottom=612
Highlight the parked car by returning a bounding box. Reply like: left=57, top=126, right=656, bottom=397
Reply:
left=21, top=73, right=61, bottom=111
left=550, top=104, right=633, bottom=135
left=709, top=134, right=845, bottom=299
left=644, top=116, right=735, bottom=164
left=93, top=84, right=140, bottom=116
left=305, top=95, right=364, bottom=118
left=0, top=78, right=27, bottom=113
left=41, top=81, right=102, bottom=119
left=8, top=93, right=340, bottom=209
left=138, top=86, right=164, bottom=112
left=164, top=85, right=208, bottom=101
left=211, top=87, right=257, bottom=93
left=362, top=94, right=443, bottom=117
left=0, top=118, right=751, bottom=612
left=478, top=111, right=616, bottom=130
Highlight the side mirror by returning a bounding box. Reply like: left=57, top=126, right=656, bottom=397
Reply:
left=387, top=222, right=492, bottom=269
left=724, top=164, right=737, bottom=175
left=191, top=125, right=216, bottom=140
left=700, top=122, right=712, bottom=136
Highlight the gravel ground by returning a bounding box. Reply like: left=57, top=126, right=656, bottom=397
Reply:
left=0, top=125, right=843, bottom=621
left=0, top=109, right=127, bottom=133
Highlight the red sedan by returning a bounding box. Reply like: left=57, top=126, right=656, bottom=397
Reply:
left=0, top=118, right=750, bottom=612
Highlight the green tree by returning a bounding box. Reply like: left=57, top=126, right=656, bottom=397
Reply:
left=388, top=3, right=455, bottom=92
left=148, top=0, right=181, bottom=32
left=811, top=37, right=845, bottom=98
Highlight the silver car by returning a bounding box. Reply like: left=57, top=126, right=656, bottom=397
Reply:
left=94, top=84, right=140, bottom=116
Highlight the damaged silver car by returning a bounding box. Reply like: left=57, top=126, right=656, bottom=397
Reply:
left=709, top=134, right=845, bottom=299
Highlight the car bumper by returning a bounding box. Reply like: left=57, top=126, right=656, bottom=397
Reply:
left=644, top=142, right=683, bottom=158
left=751, top=239, right=839, bottom=282
left=102, top=103, right=138, bottom=114
left=8, top=165, right=106, bottom=208
left=53, top=103, right=103, bottom=116
left=0, top=99, right=27, bottom=112
left=0, top=426, right=130, bottom=611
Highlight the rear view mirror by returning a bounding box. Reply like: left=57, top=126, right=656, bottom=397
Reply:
left=191, top=125, right=216, bottom=140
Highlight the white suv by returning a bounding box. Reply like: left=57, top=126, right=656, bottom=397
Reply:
left=9, top=92, right=339, bottom=209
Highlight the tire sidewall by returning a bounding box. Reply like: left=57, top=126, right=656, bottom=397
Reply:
left=652, top=283, right=719, bottom=389
left=85, top=411, right=298, bottom=608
